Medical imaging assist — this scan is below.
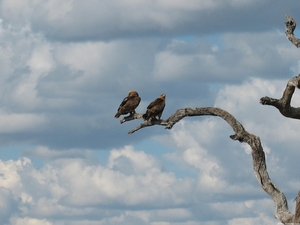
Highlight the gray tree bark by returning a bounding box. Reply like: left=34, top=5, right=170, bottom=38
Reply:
left=285, top=15, right=300, bottom=48
left=117, top=14, right=300, bottom=225
left=260, top=74, right=300, bottom=120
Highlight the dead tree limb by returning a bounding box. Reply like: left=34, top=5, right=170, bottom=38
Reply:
left=120, top=113, right=144, bottom=124
left=294, top=191, right=300, bottom=224
left=118, top=113, right=168, bottom=133
left=123, top=107, right=294, bottom=224
left=128, top=118, right=168, bottom=134
left=260, top=74, right=300, bottom=119
left=261, top=16, right=300, bottom=219
left=285, top=15, right=300, bottom=48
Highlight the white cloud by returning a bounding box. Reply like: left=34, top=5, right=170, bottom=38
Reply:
left=0, top=111, right=46, bottom=133
left=23, top=146, right=94, bottom=161
left=214, top=77, right=300, bottom=149
left=0, top=158, right=29, bottom=194
left=27, top=43, right=54, bottom=75
left=0, top=144, right=277, bottom=224
left=164, top=121, right=227, bottom=193
left=0, top=187, right=20, bottom=225
left=0, top=147, right=198, bottom=223
left=228, top=214, right=278, bottom=225
left=11, top=217, right=52, bottom=225
left=108, top=145, right=163, bottom=174
left=55, top=42, right=109, bottom=76
left=160, top=119, right=266, bottom=198
left=154, top=31, right=298, bottom=82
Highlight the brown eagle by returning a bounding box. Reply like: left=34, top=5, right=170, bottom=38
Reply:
left=143, top=94, right=166, bottom=121
left=114, top=90, right=141, bottom=118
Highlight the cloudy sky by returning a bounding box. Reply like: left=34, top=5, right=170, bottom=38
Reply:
left=0, top=0, right=300, bottom=224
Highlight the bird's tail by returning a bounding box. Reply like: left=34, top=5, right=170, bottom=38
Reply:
left=114, top=113, right=121, bottom=118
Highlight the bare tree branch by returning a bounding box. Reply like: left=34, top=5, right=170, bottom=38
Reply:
left=128, top=119, right=168, bottom=134
left=118, top=113, right=168, bottom=133
left=124, top=107, right=294, bottom=224
left=285, top=15, right=300, bottom=48
left=262, top=16, right=300, bottom=222
left=260, top=74, right=300, bottom=119
left=119, top=113, right=144, bottom=124
left=294, top=191, right=300, bottom=224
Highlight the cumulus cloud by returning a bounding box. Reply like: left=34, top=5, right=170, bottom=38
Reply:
left=0, top=147, right=201, bottom=224
left=0, top=144, right=280, bottom=224
left=0, top=187, right=20, bottom=225
left=0, top=143, right=281, bottom=224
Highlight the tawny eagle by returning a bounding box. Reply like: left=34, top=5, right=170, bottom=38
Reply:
left=143, top=94, right=165, bottom=121
left=114, top=90, right=141, bottom=118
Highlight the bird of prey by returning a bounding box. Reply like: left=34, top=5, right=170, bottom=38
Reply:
left=142, top=94, right=165, bottom=121
left=114, top=90, right=141, bottom=118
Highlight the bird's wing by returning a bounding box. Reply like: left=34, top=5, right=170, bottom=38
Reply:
left=147, top=98, right=162, bottom=109
left=118, top=97, right=129, bottom=109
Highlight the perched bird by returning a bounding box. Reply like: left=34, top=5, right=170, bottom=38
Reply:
left=114, top=90, right=141, bottom=118
left=143, top=94, right=166, bottom=121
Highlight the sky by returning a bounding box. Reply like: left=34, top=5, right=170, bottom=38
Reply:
left=0, top=0, right=300, bottom=224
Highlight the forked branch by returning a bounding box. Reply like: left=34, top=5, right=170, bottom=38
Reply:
left=260, top=74, right=300, bottom=119
left=285, top=15, right=300, bottom=48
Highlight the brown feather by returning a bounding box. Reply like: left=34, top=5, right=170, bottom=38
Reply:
left=143, top=94, right=166, bottom=121
left=114, top=91, right=141, bottom=118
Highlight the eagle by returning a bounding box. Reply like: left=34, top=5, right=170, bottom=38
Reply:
left=142, top=94, right=166, bottom=121
left=114, top=90, right=141, bottom=118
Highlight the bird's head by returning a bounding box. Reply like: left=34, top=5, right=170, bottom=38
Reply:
left=159, top=94, right=166, bottom=99
left=128, top=90, right=139, bottom=97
